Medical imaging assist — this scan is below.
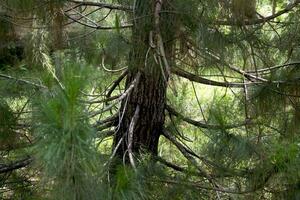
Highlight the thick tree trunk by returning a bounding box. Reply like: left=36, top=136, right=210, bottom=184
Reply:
left=112, top=0, right=174, bottom=160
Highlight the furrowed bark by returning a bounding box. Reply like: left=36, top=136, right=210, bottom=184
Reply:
left=112, top=0, right=174, bottom=160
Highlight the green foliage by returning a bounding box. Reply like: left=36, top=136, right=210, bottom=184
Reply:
left=0, top=101, right=17, bottom=150
left=33, top=63, right=100, bottom=199
left=1, top=0, right=300, bottom=199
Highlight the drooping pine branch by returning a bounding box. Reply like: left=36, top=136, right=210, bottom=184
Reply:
left=166, top=104, right=252, bottom=129
left=0, top=157, right=33, bottom=174
left=216, top=0, right=300, bottom=26
left=69, top=0, right=133, bottom=12
left=171, top=68, right=248, bottom=88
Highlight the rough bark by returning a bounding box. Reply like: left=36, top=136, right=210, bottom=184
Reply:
left=112, top=0, right=174, bottom=160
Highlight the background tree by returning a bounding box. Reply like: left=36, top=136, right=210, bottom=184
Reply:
left=1, top=0, right=300, bottom=199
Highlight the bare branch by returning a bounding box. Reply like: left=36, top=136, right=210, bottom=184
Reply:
left=171, top=68, right=249, bottom=88
left=81, top=94, right=120, bottom=104
left=0, top=157, right=33, bottom=174
left=162, top=130, right=211, bottom=178
left=151, top=179, right=262, bottom=195
left=0, top=73, right=47, bottom=89
left=69, top=0, right=133, bottom=12
left=127, top=105, right=140, bottom=169
left=247, top=61, right=300, bottom=74
left=101, top=56, right=128, bottom=73
left=215, top=0, right=300, bottom=26
left=96, top=121, right=116, bottom=132
left=64, top=13, right=132, bottom=29
left=89, top=72, right=141, bottom=117
left=155, top=156, right=203, bottom=175
left=103, top=138, right=124, bottom=168
left=95, top=113, right=118, bottom=126
left=166, top=104, right=251, bottom=130
left=106, top=70, right=128, bottom=98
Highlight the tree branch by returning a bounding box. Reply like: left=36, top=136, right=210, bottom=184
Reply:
left=96, top=120, right=116, bottom=131
left=127, top=105, right=140, bottom=169
left=64, top=13, right=132, bottom=29
left=162, top=130, right=212, bottom=178
left=215, top=0, right=300, bottom=26
left=0, top=157, right=33, bottom=174
left=89, top=72, right=141, bottom=117
left=166, top=104, right=251, bottom=129
left=246, top=61, right=300, bottom=74
left=171, top=68, right=249, bottom=88
left=0, top=73, right=46, bottom=89
left=69, top=0, right=133, bottom=12
left=106, top=70, right=128, bottom=98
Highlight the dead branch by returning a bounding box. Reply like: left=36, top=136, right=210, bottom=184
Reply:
left=127, top=105, right=140, bottom=169
left=69, top=0, right=133, bottom=12
left=89, top=72, right=141, bottom=118
left=106, top=70, right=128, bottom=98
left=162, top=130, right=212, bottom=179
left=165, top=104, right=251, bottom=129
left=0, top=73, right=47, bottom=89
left=171, top=68, right=249, bottom=88
left=0, top=157, right=33, bottom=174
left=215, top=0, right=300, bottom=26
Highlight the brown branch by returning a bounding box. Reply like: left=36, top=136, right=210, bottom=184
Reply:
left=0, top=157, right=33, bottom=174
left=106, top=70, right=128, bottom=98
left=155, top=156, right=185, bottom=172
left=69, top=0, right=133, bottom=12
left=101, top=56, right=127, bottom=73
left=127, top=105, right=140, bottom=169
left=215, top=1, right=300, bottom=26
left=95, top=114, right=118, bottom=126
left=171, top=68, right=249, bottom=88
left=150, top=179, right=262, bottom=195
left=246, top=61, right=300, bottom=74
left=96, top=120, right=116, bottom=132
left=0, top=74, right=46, bottom=89
left=162, top=130, right=212, bottom=178
left=81, top=94, right=121, bottom=104
left=89, top=72, right=141, bottom=117
left=64, top=13, right=132, bottom=29
left=155, top=156, right=205, bottom=176
left=166, top=104, right=251, bottom=129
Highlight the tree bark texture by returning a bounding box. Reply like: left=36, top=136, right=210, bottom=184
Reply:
left=113, top=0, right=175, bottom=159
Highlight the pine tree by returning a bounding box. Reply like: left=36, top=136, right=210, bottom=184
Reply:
left=1, top=0, right=300, bottom=199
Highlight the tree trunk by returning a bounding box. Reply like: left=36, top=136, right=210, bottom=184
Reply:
left=112, top=0, right=174, bottom=161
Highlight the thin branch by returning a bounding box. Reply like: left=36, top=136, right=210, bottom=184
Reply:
left=202, top=50, right=268, bottom=82
left=89, top=72, right=140, bottom=117
left=103, top=138, right=124, bottom=168
left=0, top=157, right=33, bottom=174
left=81, top=94, right=120, bottom=104
left=0, top=73, right=46, bottom=89
left=95, top=120, right=116, bottom=132
left=101, top=56, right=128, bottom=73
left=106, top=70, right=128, bottom=98
left=64, top=13, right=132, bottom=29
left=171, top=68, right=249, bottom=88
left=215, top=0, right=300, bottom=26
left=127, top=105, right=140, bottom=169
left=166, top=104, right=252, bottom=130
left=155, top=156, right=205, bottom=176
left=69, top=0, right=133, bottom=12
left=151, top=179, right=262, bottom=195
left=247, top=61, right=300, bottom=74
left=162, top=130, right=212, bottom=179
left=96, top=113, right=118, bottom=125
left=156, top=156, right=185, bottom=172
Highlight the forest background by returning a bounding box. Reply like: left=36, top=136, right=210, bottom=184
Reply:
left=1, top=0, right=300, bottom=199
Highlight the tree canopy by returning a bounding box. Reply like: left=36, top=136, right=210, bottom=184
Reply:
left=1, top=0, right=300, bottom=199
